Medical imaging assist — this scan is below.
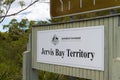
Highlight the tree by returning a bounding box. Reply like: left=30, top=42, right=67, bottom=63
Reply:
left=3, top=18, right=34, bottom=40
left=0, top=0, right=39, bottom=23
left=0, top=18, right=35, bottom=80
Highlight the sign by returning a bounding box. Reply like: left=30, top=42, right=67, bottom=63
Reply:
left=37, top=26, right=104, bottom=71
left=50, top=0, right=120, bottom=18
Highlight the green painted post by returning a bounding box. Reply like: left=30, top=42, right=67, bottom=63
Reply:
left=23, top=34, right=39, bottom=80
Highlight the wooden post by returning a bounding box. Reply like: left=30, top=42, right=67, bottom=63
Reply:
left=23, top=34, right=39, bottom=80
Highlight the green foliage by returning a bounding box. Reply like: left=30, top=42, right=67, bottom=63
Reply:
left=0, top=18, right=33, bottom=80
left=39, top=71, right=69, bottom=80
left=0, top=18, right=91, bottom=80
left=19, top=1, right=25, bottom=7
left=3, top=18, right=32, bottom=41
left=0, top=33, right=24, bottom=79
left=3, top=0, right=15, bottom=5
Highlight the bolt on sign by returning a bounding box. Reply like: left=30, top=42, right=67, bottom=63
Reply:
left=50, top=0, right=120, bottom=18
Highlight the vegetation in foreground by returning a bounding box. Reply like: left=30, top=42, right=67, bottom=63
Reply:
left=0, top=18, right=91, bottom=80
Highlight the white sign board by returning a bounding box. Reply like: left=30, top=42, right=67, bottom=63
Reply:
left=37, top=26, right=104, bottom=71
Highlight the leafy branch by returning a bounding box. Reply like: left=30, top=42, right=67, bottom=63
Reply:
left=0, top=0, right=39, bottom=23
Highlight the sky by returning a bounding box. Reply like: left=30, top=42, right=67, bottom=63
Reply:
left=0, top=0, right=50, bottom=32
